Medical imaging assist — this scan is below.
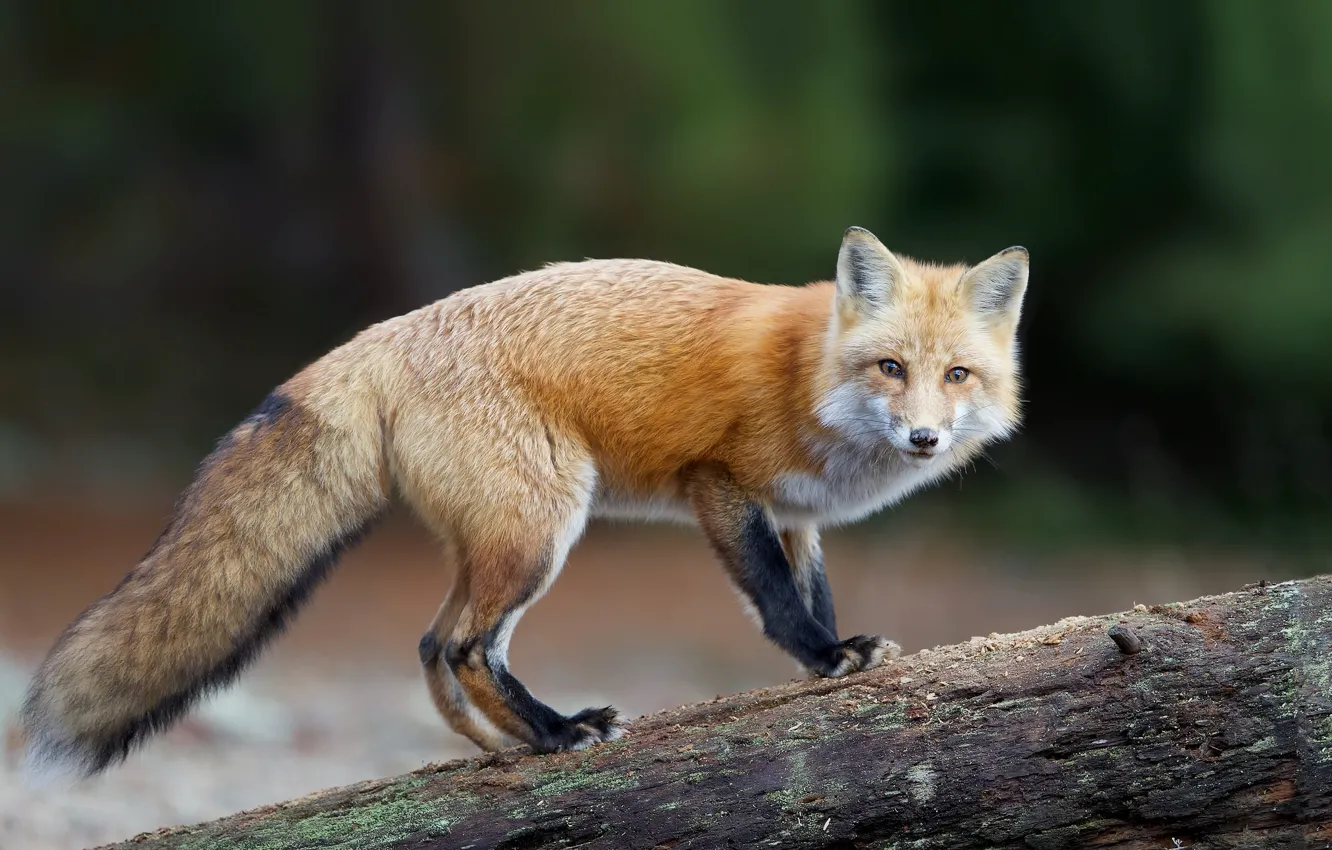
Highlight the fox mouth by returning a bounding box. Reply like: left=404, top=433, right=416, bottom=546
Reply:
left=901, top=449, right=938, bottom=460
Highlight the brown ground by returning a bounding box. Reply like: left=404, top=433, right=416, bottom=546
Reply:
left=0, top=500, right=1271, bottom=849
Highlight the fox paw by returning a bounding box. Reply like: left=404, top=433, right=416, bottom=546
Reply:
left=823, top=634, right=901, bottom=678
left=535, top=706, right=625, bottom=753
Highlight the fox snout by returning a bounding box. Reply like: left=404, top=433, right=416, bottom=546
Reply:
left=890, top=419, right=953, bottom=460
left=908, top=427, right=939, bottom=448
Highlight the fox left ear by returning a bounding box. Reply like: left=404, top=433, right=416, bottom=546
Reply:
left=961, top=246, right=1029, bottom=333
left=835, top=226, right=907, bottom=321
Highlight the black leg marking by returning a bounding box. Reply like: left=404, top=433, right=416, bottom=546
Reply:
left=805, top=557, right=838, bottom=639
left=725, top=505, right=890, bottom=677
left=445, top=623, right=622, bottom=753
left=492, top=664, right=620, bottom=753
left=733, top=506, right=838, bottom=669
left=418, top=631, right=441, bottom=666
left=443, top=636, right=477, bottom=669
left=783, top=529, right=838, bottom=640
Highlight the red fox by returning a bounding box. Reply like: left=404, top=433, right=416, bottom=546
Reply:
left=20, top=226, right=1029, bottom=776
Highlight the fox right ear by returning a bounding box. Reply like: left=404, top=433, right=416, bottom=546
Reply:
left=835, top=226, right=904, bottom=320
left=960, top=246, right=1030, bottom=335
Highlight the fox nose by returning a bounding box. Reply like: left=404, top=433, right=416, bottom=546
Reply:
left=909, top=428, right=939, bottom=448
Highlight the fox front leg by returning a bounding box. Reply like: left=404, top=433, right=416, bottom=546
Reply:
left=781, top=526, right=837, bottom=639
left=687, top=467, right=897, bottom=677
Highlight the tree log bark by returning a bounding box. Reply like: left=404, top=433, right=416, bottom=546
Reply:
left=105, top=576, right=1332, bottom=850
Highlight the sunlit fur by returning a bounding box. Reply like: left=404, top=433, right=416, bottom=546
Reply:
left=20, top=227, right=1028, bottom=776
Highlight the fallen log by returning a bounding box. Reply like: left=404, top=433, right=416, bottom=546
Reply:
left=106, top=576, right=1332, bottom=849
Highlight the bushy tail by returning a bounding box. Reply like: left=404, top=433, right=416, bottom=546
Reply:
left=21, top=376, right=388, bottom=778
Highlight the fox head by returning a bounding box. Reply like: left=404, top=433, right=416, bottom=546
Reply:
left=817, top=226, right=1028, bottom=467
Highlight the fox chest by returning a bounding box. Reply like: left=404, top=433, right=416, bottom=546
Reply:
left=769, top=452, right=939, bottom=528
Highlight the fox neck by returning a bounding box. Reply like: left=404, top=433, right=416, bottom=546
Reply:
left=757, top=282, right=841, bottom=442
left=775, top=283, right=881, bottom=454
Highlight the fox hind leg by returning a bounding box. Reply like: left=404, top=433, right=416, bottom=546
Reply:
left=446, top=547, right=621, bottom=752
left=443, top=475, right=622, bottom=753
left=399, top=398, right=617, bottom=753
left=419, top=565, right=514, bottom=752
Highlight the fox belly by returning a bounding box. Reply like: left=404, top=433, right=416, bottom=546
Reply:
left=586, top=457, right=945, bottom=530
left=590, top=489, right=697, bottom=525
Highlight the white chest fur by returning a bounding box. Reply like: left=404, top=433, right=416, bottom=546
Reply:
left=771, top=440, right=948, bottom=528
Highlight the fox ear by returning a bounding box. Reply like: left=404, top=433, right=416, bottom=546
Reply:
left=961, top=246, right=1029, bottom=332
left=835, top=226, right=905, bottom=319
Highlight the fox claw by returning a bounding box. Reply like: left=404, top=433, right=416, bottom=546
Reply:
left=534, top=706, right=624, bottom=753
left=823, top=634, right=900, bottom=678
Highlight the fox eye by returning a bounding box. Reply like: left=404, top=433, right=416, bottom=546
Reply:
left=945, top=366, right=970, bottom=383
left=878, top=359, right=905, bottom=379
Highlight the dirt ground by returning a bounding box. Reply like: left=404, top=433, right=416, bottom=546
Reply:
left=0, top=500, right=1270, bottom=849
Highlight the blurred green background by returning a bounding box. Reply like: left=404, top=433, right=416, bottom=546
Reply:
left=3, top=0, right=1332, bottom=554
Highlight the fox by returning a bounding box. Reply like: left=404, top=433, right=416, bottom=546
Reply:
left=19, top=226, right=1029, bottom=778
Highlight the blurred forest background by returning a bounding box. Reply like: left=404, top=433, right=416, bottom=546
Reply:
left=4, top=0, right=1332, bottom=549
left=5, top=0, right=1332, bottom=552
left=5, top=2, right=1332, bottom=846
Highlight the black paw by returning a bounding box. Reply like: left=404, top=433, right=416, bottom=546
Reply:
left=533, top=706, right=625, bottom=753
left=820, top=634, right=900, bottom=678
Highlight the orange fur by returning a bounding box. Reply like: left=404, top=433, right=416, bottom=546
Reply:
left=21, top=227, right=1029, bottom=774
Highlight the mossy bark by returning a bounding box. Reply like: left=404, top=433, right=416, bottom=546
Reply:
left=105, top=576, right=1332, bottom=850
